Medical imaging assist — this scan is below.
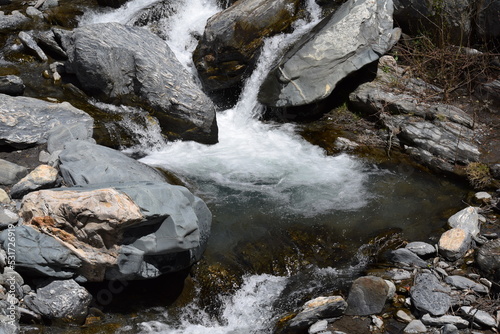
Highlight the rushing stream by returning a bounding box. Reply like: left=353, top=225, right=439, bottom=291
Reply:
left=72, top=1, right=470, bottom=333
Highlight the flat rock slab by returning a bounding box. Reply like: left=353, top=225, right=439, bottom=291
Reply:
left=0, top=94, right=93, bottom=149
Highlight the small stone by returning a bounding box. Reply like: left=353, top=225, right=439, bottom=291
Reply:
left=396, top=309, right=413, bottom=323
left=403, top=320, right=427, bottom=333
left=10, top=164, right=59, bottom=199
left=0, top=159, right=28, bottom=186
left=460, top=306, right=497, bottom=328
left=389, top=248, right=428, bottom=267
left=474, top=192, right=492, bottom=202
left=288, top=296, right=347, bottom=331
left=420, top=314, right=469, bottom=329
left=439, top=228, right=472, bottom=261
left=25, top=6, right=44, bottom=19
left=476, top=239, right=500, bottom=274
left=479, top=278, right=492, bottom=288
left=386, top=268, right=412, bottom=281
left=405, top=241, right=435, bottom=257
left=0, top=208, right=19, bottom=228
left=0, top=189, right=10, bottom=203
left=447, top=207, right=479, bottom=236
left=38, top=150, right=51, bottom=164
left=442, top=324, right=459, bottom=334
left=309, top=319, right=328, bottom=334
left=444, top=275, right=488, bottom=294
left=18, top=31, right=48, bottom=62
left=370, top=315, right=384, bottom=330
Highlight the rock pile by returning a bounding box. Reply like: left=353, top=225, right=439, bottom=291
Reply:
left=277, top=199, right=500, bottom=334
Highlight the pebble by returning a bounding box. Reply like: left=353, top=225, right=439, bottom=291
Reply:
left=460, top=306, right=497, bottom=328
left=403, top=320, right=427, bottom=333
left=309, top=320, right=328, bottom=334
left=396, top=309, right=413, bottom=323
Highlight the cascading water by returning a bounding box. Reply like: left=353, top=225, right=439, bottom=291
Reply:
left=78, top=1, right=468, bottom=333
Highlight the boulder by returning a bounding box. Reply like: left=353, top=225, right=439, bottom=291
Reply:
left=10, top=165, right=60, bottom=199
left=438, top=228, right=472, bottom=261
left=345, top=276, right=389, bottom=315
left=59, top=22, right=218, bottom=144
left=193, top=0, right=303, bottom=94
left=0, top=159, right=28, bottom=186
left=59, top=140, right=165, bottom=186
left=24, top=279, right=91, bottom=324
left=258, top=0, right=401, bottom=107
left=10, top=181, right=211, bottom=281
left=0, top=75, right=25, bottom=96
left=0, top=94, right=93, bottom=149
left=410, top=272, right=451, bottom=316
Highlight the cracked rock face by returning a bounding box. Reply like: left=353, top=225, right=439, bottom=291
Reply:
left=258, top=0, right=401, bottom=107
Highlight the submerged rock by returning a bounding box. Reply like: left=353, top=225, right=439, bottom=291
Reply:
left=59, top=22, right=218, bottom=144
left=258, top=0, right=401, bottom=107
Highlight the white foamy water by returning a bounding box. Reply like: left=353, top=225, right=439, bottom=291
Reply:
left=79, top=0, right=162, bottom=25
left=140, top=0, right=373, bottom=216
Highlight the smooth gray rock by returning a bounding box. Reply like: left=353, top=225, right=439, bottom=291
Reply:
left=0, top=208, right=18, bottom=229
left=0, top=75, right=25, bottom=96
left=0, top=159, right=28, bottom=186
left=193, top=0, right=303, bottom=93
left=0, top=94, right=93, bottom=149
left=447, top=207, right=480, bottom=237
left=459, top=306, right=497, bottom=328
left=0, top=225, right=82, bottom=278
left=442, top=324, right=459, bottom=334
left=18, top=31, right=48, bottom=62
left=47, top=123, right=94, bottom=154
left=389, top=248, right=429, bottom=267
left=345, top=276, right=389, bottom=316
left=59, top=140, right=165, bottom=186
left=24, top=279, right=91, bottom=324
left=60, top=22, right=218, bottom=144
left=35, top=29, right=68, bottom=59
left=405, top=241, right=435, bottom=257
left=420, top=314, right=469, bottom=329
left=410, top=272, right=451, bottom=316
left=476, top=239, right=500, bottom=274
left=258, top=0, right=401, bottom=107
left=444, top=275, right=488, bottom=294
left=0, top=11, right=29, bottom=30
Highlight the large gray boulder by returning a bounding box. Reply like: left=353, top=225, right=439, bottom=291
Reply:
left=59, top=22, right=218, bottom=144
left=193, top=0, right=303, bottom=94
left=2, top=181, right=211, bottom=281
left=0, top=94, right=93, bottom=149
left=345, top=276, right=390, bottom=315
left=258, top=0, right=401, bottom=107
left=59, top=140, right=166, bottom=186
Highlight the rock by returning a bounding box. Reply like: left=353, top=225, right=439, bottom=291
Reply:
left=447, top=207, right=480, bottom=237
left=386, top=268, right=412, bottom=281
left=0, top=225, right=82, bottom=278
left=444, top=276, right=489, bottom=294
left=0, top=321, right=19, bottom=334
left=10, top=165, right=60, bottom=199
left=15, top=181, right=211, bottom=281
left=459, top=306, right=497, bottom=329
left=345, top=276, right=389, bottom=316
left=396, top=310, right=413, bottom=323
left=0, top=208, right=18, bottom=229
left=334, top=137, right=359, bottom=151
left=35, top=29, right=68, bottom=59
left=46, top=123, right=94, bottom=154
left=438, top=228, right=472, bottom=261
left=0, top=11, right=30, bottom=30
left=24, top=279, right=91, bottom=324
left=405, top=241, right=435, bottom=257
left=0, top=159, right=28, bottom=186
left=420, top=313, right=469, bottom=329
left=25, top=6, right=44, bottom=19
left=474, top=192, right=492, bottom=202
left=59, top=22, right=218, bottom=144
left=410, top=272, right=451, bottom=316
left=441, top=324, right=459, bottom=334
left=287, top=296, right=347, bottom=331
left=0, top=75, right=25, bottom=96
left=309, top=319, right=328, bottom=334
left=18, top=31, right=48, bottom=62
left=258, top=0, right=401, bottom=107
left=403, top=320, right=427, bottom=333
left=0, top=94, right=94, bottom=149
left=0, top=189, right=9, bottom=203
left=388, top=248, right=429, bottom=267
left=193, top=0, right=303, bottom=94
left=59, top=140, right=165, bottom=186
left=476, top=239, right=500, bottom=274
